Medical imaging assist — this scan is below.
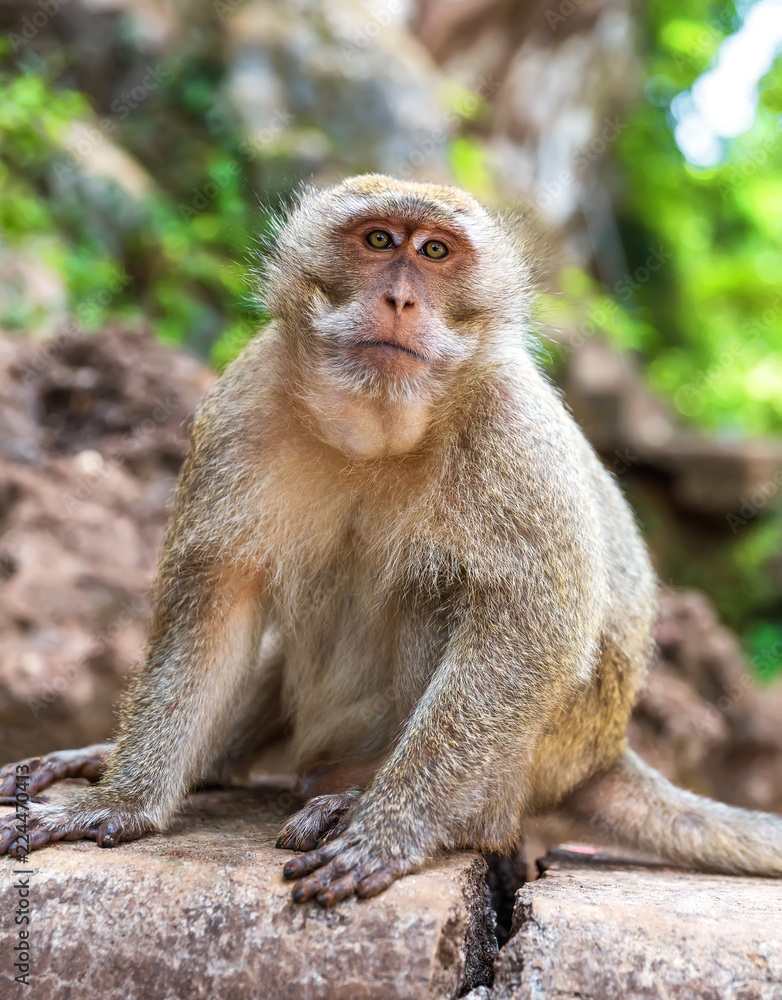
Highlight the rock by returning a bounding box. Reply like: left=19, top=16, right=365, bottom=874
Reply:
left=416, top=0, right=639, bottom=250
left=0, top=327, right=213, bottom=761
left=491, top=851, right=782, bottom=1000
left=562, top=338, right=782, bottom=515
left=0, top=787, right=496, bottom=999
left=223, top=0, right=453, bottom=184
left=632, top=589, right=782, bottom=815
left=59, top=121, right=154, bottom=202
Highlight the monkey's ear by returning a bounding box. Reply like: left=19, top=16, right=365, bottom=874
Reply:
left=254, top=177, right=324, bottom=262
left=496, top=207, right=556, bottom=289
left=493, top=207, right=533, bottom=257
left=251, top=184, right=306, bottom=308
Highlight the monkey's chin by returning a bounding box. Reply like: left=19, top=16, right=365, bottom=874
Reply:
left=304, top=355, right=441, bottom=458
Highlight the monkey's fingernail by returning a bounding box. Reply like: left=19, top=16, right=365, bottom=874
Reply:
left=316, top=891, right=334, bottom=907
left=283, top=864, right=297, bottom=879
left=275, top=836, right=285, bottom=849
left=292, top=886, right=307, bottom=902
left=98, top=822, right=120, bottom=848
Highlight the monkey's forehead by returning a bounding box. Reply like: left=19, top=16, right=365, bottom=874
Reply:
left=295, top=174, right=496, bottom=240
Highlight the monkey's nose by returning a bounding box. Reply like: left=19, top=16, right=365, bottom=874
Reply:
left=384, top=284, right=417, bottom=316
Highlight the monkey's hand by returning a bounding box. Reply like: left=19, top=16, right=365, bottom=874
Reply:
left=0, top=745, right=112, bottom=804
left=0, top=787, right=152, bottom=857
left=281, top=807, right=421, bottom=907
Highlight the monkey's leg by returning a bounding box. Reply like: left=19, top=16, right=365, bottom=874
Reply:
left=203, top=638, right=288, bottom=789
left=276, top=763, right=382, bottom=850
left=283, top=596, right=590, bottom=906
left=0, top=744, right=111, bottom=803
left=0, top=634, right=285, bottom=827
left=277, top=791, right=361, bottom=852
left=0, top=735, right=280, bottom=808
left=0, top=562, right=266, bottom=857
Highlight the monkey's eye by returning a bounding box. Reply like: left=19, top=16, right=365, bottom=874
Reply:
left=421, top=240, right=448, bottom=259
left=366, top=230, right=395, bottom=250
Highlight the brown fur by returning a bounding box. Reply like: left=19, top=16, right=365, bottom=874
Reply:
left=1, top=175, right=780, bottom=901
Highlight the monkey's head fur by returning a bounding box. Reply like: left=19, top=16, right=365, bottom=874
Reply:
left=261, top=175, right=535, bottom=459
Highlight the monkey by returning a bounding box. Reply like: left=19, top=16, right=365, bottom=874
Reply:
left=1, top=175, right=781, bottom=908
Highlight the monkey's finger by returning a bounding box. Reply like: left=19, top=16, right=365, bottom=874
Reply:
left=283, top=846, right=333, bottom=879
left=98, top=821, right=123, bottom=848
left=11, top=819, right=128, bottom=854
left=3, top=813, right=130, bottom=856
left=276, top=825, right=321, bottom=852
left=291, top=855, right=354, bottom=902
left=62, top=826, right=100, bottom=842
left=0, top=758, right=42, bottom=797
left=316, top=820, right=348, bottom=846
left=0, top=747, right=109, bottom=799
left=0, top=819, right=18, bottom=855
left=291, top=870, right=332, bottom=902
left=38, top=820, right=102, bottom=848
left=96, top=819, right=146, bottom=849
left=39, top=747, right=109, bottom=789
left=277, top=793, right=356, bottom=851
left=356, top=859, right=405, bottom=899
left=315, top=867, right=369, bottom=907
left=9, top=820, right=55, bottom=855
left=23, top=758, right=64, bottom=793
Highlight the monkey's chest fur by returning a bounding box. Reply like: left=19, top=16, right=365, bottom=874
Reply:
left=239, top=374, right=655, bottom=803
left=268, top=498, right=454, bottom=772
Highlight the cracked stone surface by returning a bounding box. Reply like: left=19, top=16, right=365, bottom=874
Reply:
left=0, top=787, right=496, bottom=1000
left=5, top=790, right=782, bottom=1000
left=491, top=852, right=782, bottom=1000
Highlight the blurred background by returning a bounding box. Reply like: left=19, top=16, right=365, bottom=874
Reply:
left=0, top=0, right=781, bottom=817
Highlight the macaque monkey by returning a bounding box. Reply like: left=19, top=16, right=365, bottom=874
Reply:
left=1, top=176, right=780, bottom=907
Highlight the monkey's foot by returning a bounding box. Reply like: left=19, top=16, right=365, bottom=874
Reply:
left=276, top=791, right=360, bottom=852
left=0, top=794, right=150, bottom=858
left=0, top=744, right=111, bottom=804
left=281, top=825, right=416, bottom=907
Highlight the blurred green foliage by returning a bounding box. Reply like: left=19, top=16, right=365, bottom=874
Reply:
left=614, top=0, right=782, bottom=672
left=0, top=39, right=266, bottom=365
left=613, top=1, right=782, bottom=438
left=536, top=1, right=782, bottom=675
left=544, top=3, right=782, bottom=437
left=0, top=68, right=122, bottom=329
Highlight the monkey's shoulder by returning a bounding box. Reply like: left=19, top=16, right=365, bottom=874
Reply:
left=184, top=332, right=288, bottom=460
left=448, top=366, right=603, bottom=500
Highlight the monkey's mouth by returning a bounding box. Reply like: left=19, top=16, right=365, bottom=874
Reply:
left=354, top=340, right=429, bottom=363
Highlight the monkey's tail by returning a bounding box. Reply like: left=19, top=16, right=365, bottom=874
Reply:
left=567, top=748, right=782, bottom=877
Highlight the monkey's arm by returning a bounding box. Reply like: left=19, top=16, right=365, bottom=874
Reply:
left=283, top=583, right=593, bottom=905
left=0, top=552, right=266, bottom=856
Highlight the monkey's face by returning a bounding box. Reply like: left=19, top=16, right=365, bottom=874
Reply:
left=264, top=176, right=531, bottom=456
left=320, top=216, right=474, bottom=382
left=267, top=177, right=528, bottom=389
